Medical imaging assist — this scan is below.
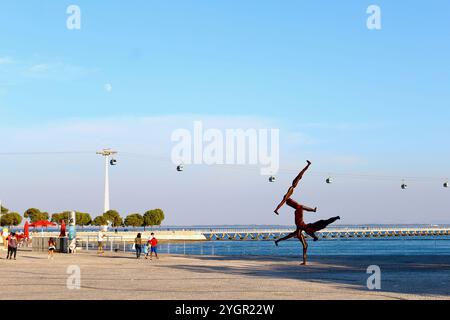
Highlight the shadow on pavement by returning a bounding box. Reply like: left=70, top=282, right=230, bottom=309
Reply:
left=164, top=254, right=450, bottom=297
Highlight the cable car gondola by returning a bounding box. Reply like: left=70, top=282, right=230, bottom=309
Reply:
left=177, top=164, right=184, bottom=172
left=110, top=158, right=117, bottom=165
left=401, top=183, right=407, bottom=190
left=444, top=182, right=449, bottom=188
left=269, top=176, right=276, bottom=182
left=326, top=177, right=332, bottom=184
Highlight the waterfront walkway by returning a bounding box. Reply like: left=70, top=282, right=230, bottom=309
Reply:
left=1, top=249, right=449, bottom=300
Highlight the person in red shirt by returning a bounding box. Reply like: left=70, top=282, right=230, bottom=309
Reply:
left=149, top=233, right=159, bottom=260
left=274, top=161, right=340, bottom=265
left=6, top=232, right=18, bottom=260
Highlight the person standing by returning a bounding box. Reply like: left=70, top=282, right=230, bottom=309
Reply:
left=97, top=229, right=105, bottom=254
left=149, top=233, right=159, bottom=260
left=143, top=241, right=149, bottom=257
left=2, top=227, right=9, bottom=250
left=134, top=233, right=142, bottom=259
left=6, top=232, right=17, bottom=260
left=145, top=235, right=152, bottom=259
left=48, top=237, right=56, bottom=260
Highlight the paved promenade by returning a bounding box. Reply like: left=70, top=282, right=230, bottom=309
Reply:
left=1, top=249, right=449, bottom=300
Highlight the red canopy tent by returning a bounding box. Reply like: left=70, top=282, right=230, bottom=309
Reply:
left=29, top=220, right=56, bottom=228
left=29, top=220, right=56, bottom=232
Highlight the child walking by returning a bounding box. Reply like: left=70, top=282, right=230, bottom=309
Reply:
left=145, top=235, right=152, bottom=259
left=48, top=237, right=56, bottom=259
left=149, top=232, right=158, bottom=260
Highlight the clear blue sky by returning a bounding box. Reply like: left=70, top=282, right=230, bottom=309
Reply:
left=1, top=1, right=449, bottom=224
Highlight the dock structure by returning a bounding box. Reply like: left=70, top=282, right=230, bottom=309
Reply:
left=201, top=227, right=450, bottom=241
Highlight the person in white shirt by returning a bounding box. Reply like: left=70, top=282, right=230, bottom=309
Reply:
left=97, top=230, right=105, bottom=254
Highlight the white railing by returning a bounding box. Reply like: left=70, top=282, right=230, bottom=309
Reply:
left=201, top=227, right=450, bottom=234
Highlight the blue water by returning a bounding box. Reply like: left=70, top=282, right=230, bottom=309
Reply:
left=134, top=237, right=450, bottom=256
left=13, top=224, right=450, bottom=256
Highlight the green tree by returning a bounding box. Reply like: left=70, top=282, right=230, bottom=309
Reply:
left=124, top=213, right=144, bottom=229
left=51, top=212, right=70, bottom=224
left=103, top=210, right=123, bottom=227
left=51, top=213, right=61, bottom=223
left=24, top=208, right=49, bottom=222
left=1, top=205, right=9, bottom=215
left=154, top=209, right=165, bottom=226
left=83, top=212, right=92, bottom=227
left=24, top=208, right=40, bottom=220
left=143, top=209, right=165, bottom=228
left=143, top=210, right=157, bottom=228
left=76, top=212, right=92, bottom=228
left=51, top=212, right=92, bottom=227
left=0, top=212, right=22, bottom=227
left=92, top=216, right=108, bottom=226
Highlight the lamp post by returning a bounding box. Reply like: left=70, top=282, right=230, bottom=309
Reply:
left=96, top=149, right=117, bottom=213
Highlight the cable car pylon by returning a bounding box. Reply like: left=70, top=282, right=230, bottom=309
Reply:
left=96, top=148, right=118, bottom=213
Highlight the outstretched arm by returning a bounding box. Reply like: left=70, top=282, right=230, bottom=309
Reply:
left=302, top=205, right=317, bottom=212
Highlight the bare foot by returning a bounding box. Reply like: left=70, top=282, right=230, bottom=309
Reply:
left=313, top=207, right=317, bottom=212
left=307, top=160, right=311, bottom=165
left=300, top=262, right=307, bottom=266
left=274, top=210, right=279, bottom=215
left=274, top=240, right=278, bottom=247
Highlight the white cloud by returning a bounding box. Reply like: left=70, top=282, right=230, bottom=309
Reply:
left=0, top=56, right=13, bottom=65
left=0, top=56, right=97, bottom=86
left=24, top=62, right=97, bottom=80
left=329, top=155, right=364, bottom=166
left=29, top=63, right=49, bottom=73
left=104, top=83, right=112, bottom=92
left=1, top=114, right=280, bottom=155
left=298, top=122, right=385, bottom=131
left=283, top=131, right=318, bottom=146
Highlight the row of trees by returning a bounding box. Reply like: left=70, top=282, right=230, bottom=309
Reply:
left=0, top=206, right=165, bottom=228
left=124, top=209, right=165, bottom=229
left=92, top=209, right=165, bottom=229
left=51, top=211, right=92, bottom=228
